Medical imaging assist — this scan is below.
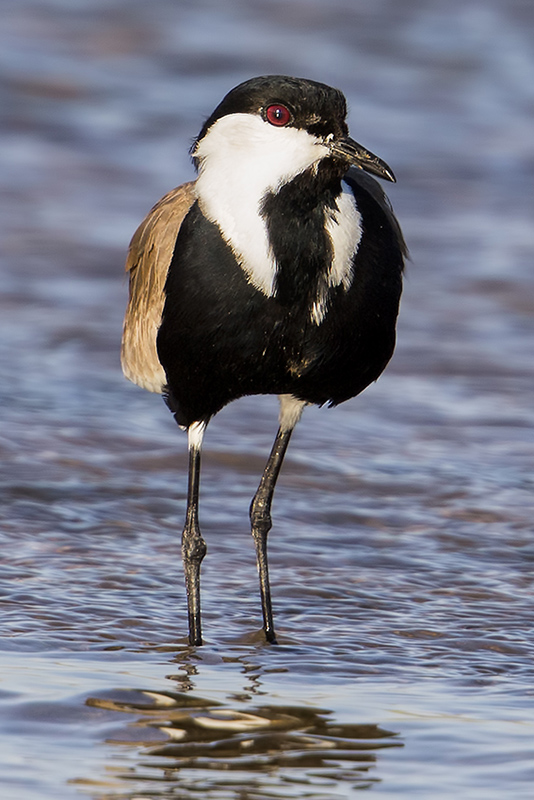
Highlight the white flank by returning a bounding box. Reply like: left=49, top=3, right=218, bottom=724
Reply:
left=313, top=181, right=362, bottom=325
left=194, top=113, right=330, bottom=296
left=326, top=181, right=362, bottom=290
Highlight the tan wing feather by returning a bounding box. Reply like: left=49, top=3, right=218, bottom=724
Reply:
left=121, top=181, right=196, bottom=393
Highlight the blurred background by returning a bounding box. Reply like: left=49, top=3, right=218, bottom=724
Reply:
left=2, top=0, right=533, bottom=432
left=1, top=1, right=534, bottom=799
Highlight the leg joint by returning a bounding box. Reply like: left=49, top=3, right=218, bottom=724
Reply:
left=182, top=527, right=207, bottom=564
left=250, top=495, right=272, bottom=536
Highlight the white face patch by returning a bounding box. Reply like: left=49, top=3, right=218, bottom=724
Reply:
left=194, top=113, right=330, bottom=296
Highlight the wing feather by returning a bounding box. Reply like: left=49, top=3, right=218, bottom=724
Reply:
left=344, top=167, right=408, bottom=259
left=121, top=182, right=196, bottom=393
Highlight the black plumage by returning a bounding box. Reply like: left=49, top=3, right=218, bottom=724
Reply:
left=158, top=167, right=404, bottom=423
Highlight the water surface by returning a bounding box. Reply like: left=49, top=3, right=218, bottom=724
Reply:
left=1, top=1, right=533, bottom=798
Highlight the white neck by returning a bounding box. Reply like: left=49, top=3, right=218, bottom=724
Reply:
left=194, top=113, right=330, bottom=296
left=193, top=113, right=362, bottom=323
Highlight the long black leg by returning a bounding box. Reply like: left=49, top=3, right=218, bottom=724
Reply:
left=249, top=425, right=294, bottom=644
left=182, top=422, right=207, bottom=646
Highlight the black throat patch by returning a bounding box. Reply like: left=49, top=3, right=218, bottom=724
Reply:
left=260, top=157, right=345, bottom=309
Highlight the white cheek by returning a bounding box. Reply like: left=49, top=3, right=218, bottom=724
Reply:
left=194, top=113, right=328, bottom=188
left=194, top=114, right=329, bottom=296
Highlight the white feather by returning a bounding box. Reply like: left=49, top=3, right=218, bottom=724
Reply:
left=188, top=420, right=206, bottom=450
left=194, top=115, right=362, bottom=326
left=326, top=181, right=362, bottom=291
left=278, top=394, right=307, bottom=431
left=312, top=180, right=362, bottom=324
left=194, top=113, right=330, bottom=296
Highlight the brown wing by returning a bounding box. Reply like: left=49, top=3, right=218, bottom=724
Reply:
left=121, top=181, right=196, bottom=393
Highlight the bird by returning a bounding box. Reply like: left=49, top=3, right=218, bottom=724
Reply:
left=121, top=75, right=406, bottom=647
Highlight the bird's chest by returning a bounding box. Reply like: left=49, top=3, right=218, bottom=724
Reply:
left=196, top=170, right=362, bottom=327
left=162, top=197, right=371, bottom=399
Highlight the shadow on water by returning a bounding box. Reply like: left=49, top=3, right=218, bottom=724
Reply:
left=79, top=654, right=401, bottom=799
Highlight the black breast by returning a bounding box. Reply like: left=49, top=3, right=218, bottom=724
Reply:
left=157, top=172, right=404, bottom=427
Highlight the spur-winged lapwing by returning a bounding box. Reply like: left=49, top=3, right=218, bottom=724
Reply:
left=122, top=75, right=406, bottom=645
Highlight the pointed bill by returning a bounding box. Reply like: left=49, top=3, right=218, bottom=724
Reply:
left=330, top=136, right=396, bottom=182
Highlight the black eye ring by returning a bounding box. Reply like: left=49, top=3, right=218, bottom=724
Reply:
left=264, top=104, right=293, bottom=127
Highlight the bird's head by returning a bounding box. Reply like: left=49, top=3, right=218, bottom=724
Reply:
left=191, top=75, right=395, bottom=187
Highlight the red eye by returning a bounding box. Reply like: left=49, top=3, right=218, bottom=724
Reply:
left=265, top=104, right=292, bottom=126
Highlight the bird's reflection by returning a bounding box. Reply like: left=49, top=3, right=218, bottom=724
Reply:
left=83, top=654, right=402, bottom=798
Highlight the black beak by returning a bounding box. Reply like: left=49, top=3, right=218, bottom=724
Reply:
left=330, top=136, right=396, bottom=183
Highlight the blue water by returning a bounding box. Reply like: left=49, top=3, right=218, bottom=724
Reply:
left=1, top=1, right=533, bottom=798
